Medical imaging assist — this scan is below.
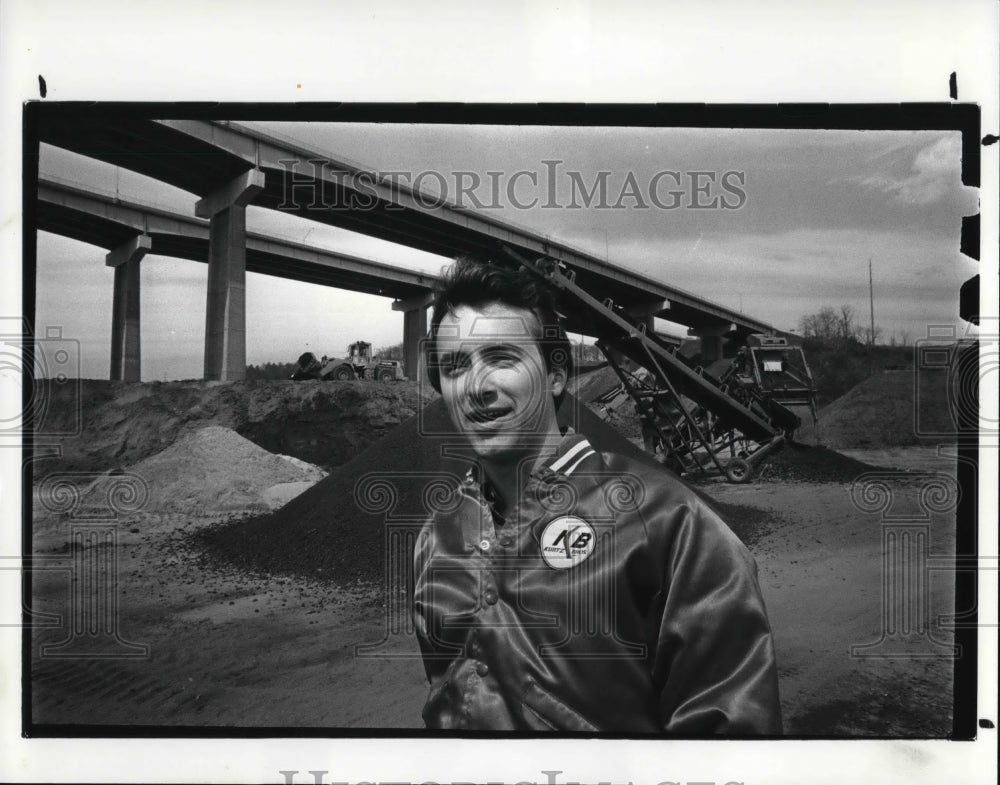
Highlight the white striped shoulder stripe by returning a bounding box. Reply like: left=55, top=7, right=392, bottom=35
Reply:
left=548, top=439, right=592, bottom=472
left=562, top=448, right=597, bottom=477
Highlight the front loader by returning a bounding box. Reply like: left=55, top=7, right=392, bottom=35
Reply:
left=290, top=341, right=406, bottom=382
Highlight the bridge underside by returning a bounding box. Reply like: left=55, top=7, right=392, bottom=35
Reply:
left=37, top=183, right=434, bottom=381
left=36, top=192, right=434, bottom=301
left=34, top=110, right=776, bottom=380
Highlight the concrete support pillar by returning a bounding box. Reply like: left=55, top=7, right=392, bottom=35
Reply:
left=392, top=292, right=434, bottom=381
left=689, top=320, right=735, bottom=365
left=631, top=312, right=655, bottom=334
left=624, top=300, right=665, bottom=337
left=195, top=170, right=265, bottom=381
left=700, top=334, right=724, bottom=365
left=107, top=235, right=151, bottom=381
left=202, top=205, right=248, bottom=381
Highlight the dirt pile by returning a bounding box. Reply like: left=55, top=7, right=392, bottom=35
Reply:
left=756, top=442, right=886, bottom=484
left=568, top=363, right=620, bottom=403
left=196, top=403, right=456, bottom=584
left=32, top=379, right=435, bottom=480
left=79, top=426, right=327, bottom=515
left=798, top=368, right=956, bottom=449
left=195, top=394, right=776, bottom=584
left=567, top=364, right=644, bottom=441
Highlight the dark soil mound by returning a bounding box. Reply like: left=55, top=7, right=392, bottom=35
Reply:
left=756, top=442, right=888, bottom=483
left=798, top=366, right=959, bottom=449
left=196, top=398, right=454, bottom=584
left=194, top=394, right=774, bottom=584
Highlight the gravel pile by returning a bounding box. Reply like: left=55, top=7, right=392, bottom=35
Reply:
left=197, top=398, right=461, bottom=583
left=195, top=395, right=774, bottom=584
left=83, top=426, right=327, bottom=516
left=756, top=442, right=886, bottom=484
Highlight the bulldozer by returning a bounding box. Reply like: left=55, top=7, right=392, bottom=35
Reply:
left=290, top=341, right=407, bottom=381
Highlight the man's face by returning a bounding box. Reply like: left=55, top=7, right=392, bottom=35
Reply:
left=435, top=302, right=566, bottom=465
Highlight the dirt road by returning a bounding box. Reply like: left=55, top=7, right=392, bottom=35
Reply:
left=708, top=452, right=958, bottom=735
left=30, top=514, right=428, bottom=728
left=29, top=447, right=960, bottom=735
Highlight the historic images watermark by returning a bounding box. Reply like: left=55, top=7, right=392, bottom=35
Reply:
left=848, top=470, right=963, bottom=659
left=848, top=320, right=997, bottom=658
left=352, top=467, right=648, bottom=660
left=276, top=159, right=748, bottom=213
left=23, top=471, right=151, bottom=659
left=277, top=770, right=748, bottom=785
left=913, top=321, right=998, bottom=445
left=2, top=318, right=146, bottom=655
left=1, top=317, right=82, bottom=440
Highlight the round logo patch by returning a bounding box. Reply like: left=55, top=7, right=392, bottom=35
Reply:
left=539, top=516, right=597, bottom=570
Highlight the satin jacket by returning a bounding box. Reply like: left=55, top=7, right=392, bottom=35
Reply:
left=412, top=432, right=781, bottom=734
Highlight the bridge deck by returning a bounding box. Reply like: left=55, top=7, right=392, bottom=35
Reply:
left=35, top=110, right=777, bottom=336
left=37, top=178, right=435, bottom=301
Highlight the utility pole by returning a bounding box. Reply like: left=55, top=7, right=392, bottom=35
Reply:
left=868, top=258, right=875, bottom=347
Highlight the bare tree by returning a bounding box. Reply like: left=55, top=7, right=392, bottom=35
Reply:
left=800, top=304, right=873, bottom=344
left=375, top=342, right=404, bottom=360
left=859, top=325, right=883, bottom=346
left=800, top=306, right=840, bottom=341
left=838, top=304, right=856, bottom=340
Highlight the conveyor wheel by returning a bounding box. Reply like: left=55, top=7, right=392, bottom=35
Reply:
left=724, top=457, right=753, bottom=484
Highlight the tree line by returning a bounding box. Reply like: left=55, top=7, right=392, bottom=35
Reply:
left=798, top=304, right=911, bottom=348
left=797, top=305, right=914, bottom=405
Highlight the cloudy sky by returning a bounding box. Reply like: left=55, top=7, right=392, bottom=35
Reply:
left=34, top=121, right=979, bottom=380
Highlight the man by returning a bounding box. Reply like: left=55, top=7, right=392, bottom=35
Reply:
left=412, top=257, right=781, bottom=733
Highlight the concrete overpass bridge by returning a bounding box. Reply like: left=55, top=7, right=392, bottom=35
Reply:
left=37, top=177, right=437, bottom=380
left=35, top=113, right=777, bottom=380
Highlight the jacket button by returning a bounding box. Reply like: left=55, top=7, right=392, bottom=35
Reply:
left=498, top=535, right=513, bottom=547
left=476, top=662, right=489, bottom=677
left=484, top=589, right=498, bottom=605
left=479, top=539, right=491, bottom=551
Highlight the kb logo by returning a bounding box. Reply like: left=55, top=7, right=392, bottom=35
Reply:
left=540, top=516, right=597, bottom=570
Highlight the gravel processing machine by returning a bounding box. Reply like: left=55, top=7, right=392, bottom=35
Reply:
left=502, top=247, right=818, bottom=483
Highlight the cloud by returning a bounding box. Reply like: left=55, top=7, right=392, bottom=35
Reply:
left=572, top=225, right=977, bottom=336
left=855, top=135, right=965, bottom=206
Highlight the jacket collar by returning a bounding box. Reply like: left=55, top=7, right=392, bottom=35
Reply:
left=456, top=430, right=600, bottom=534
left=542, top=429, right=598, bottom=478
left=461, top=428, right=599, bottom=492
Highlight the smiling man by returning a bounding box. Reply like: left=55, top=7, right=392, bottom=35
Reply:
left=412, top=257, right=781, bottom=734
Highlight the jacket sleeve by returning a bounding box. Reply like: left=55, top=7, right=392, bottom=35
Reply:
left=649, top=498, right=782, bottom=735
left=411, top=520, right=453, bottom=685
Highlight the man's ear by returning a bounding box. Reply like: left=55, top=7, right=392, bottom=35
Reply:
left=549, top=366, right=567, bottom=397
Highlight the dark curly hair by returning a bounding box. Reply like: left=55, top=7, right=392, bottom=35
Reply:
left=424, top=256, right=573, bottom=397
